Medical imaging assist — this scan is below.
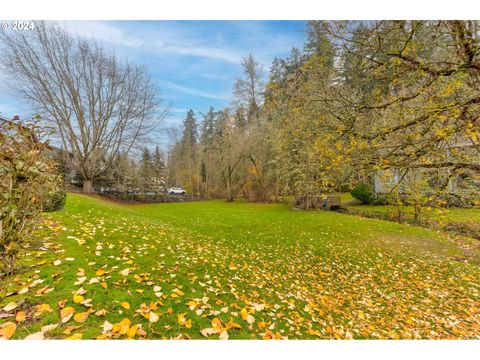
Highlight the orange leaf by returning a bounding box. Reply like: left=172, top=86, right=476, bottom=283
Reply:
left=0, top=322, right=17, bottom=339
left=15, top=311, right=26, bottom=323
left=60, top=307, right=75, bottom=323
left=73, top=311, right=89, bottom=323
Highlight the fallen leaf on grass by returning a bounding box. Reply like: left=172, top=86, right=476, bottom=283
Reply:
left=35, top=303, right=53, bottom=316
left=200, top=328, right=215, bottom=337
left=73, top=311, right=89, bottom=323
left=65, top=333, right=83, bottom=340
left=80, top=299, right=93, bottom=307
left=127, top=325, right=139, bottom=338
left=95, top=309, right=107, bottom=316
left=0, top=322, right=17, bottom=339
left=73, top=294, right=84, bottom=303
left=41, top=323, right=59, bottom=333
left=3, top=302, right=18, bottom=312
left=119, top=268, right=131, bottom=276
left=102, top=321, right=113, bottom=332
left=24, top=332, right=44, bottom=340
left=148, top=312, right=159, bottom=323
left=15, top=311, right=26, bottom=323
left=60, top=307, right=75, bottom=323
left=121, top=302, right=130, bottom=310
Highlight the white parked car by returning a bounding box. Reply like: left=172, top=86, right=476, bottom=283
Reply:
left=167, top=187, right=187, bottom=195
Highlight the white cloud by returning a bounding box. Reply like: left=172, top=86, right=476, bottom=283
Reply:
left=160, top=81, right=230, bottom=101
left=61, top=20, right=242, bottom=64
left=61, top=21, right=138, bottom=47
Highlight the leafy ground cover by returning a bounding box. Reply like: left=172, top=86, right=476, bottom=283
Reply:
left=1, top=194, right=479, bottom=339
left=347, top=204, right=480, bottom=225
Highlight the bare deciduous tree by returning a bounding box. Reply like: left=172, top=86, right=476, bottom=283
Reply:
left=0, top=21, right=168, bottom=193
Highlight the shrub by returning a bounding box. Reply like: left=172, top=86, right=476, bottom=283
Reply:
left=0, top=118, right=62, bottom=275
left=42, top=183, right=66, bottom=212
left=351, top=183, right=375, bottom=204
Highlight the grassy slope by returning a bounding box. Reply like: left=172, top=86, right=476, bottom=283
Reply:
left=1, top=193, right=479, bottom=339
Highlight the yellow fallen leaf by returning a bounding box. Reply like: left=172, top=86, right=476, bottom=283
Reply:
left=36, top=303, right=53, bottom=314
left=241, top=308, right=248, bottom=321
left=73, top=294, right=84, bottom=303
left=0, top=322, right=17, bottom=339
left=177, top=313, right=187, bottom=325
left=73, top=312, right=89, bottom=323
left=96, top=268, right=106, bottom=276
left=66, top=333, right=83, bottom=340
left=226, top=318, right=242, bottom=329
left=61, top=307, right=75, bottom=323
left=114, top=318, right=131, bottom=334
left=127, top=325, right=139, bottom=338
left=16, top=311, right=26, bottom=323
left=211, top=317, right=223, bottom=329
left=101, top=282, right=108, bottom=289
left=121, top=302, right=130, bottom=310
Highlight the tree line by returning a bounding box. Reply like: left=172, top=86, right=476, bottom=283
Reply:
left=1, top=21, right=478, bottom=206
left=168, top=21, right=479, bottom=206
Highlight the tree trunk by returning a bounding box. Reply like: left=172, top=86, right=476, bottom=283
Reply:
left=226, top=174, right=234, bottom=202
left=83, top=179, right=93, bottom=193
left=226, top=187, right=234, bottom=202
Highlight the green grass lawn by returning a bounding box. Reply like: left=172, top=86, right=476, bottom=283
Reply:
left=1, top=193, right=480, bottom=340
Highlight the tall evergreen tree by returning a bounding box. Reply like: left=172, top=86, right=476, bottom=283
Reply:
left=181, top=109, right=198, bottom=155
left=180, top=109, right=199, bottom=195
left=153, top=145, right=166, bottom=178
left=200, top=107, right=216, bottom=148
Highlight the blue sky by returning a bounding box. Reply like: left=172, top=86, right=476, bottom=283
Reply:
left=0, top=20, right=307, bottom=146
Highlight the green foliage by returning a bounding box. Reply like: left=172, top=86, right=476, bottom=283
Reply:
left=0, top=119, right=62, bottom=274
left=42, top=183, right=67, bottom=212
left=351, top=183, right=375, bottom=204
